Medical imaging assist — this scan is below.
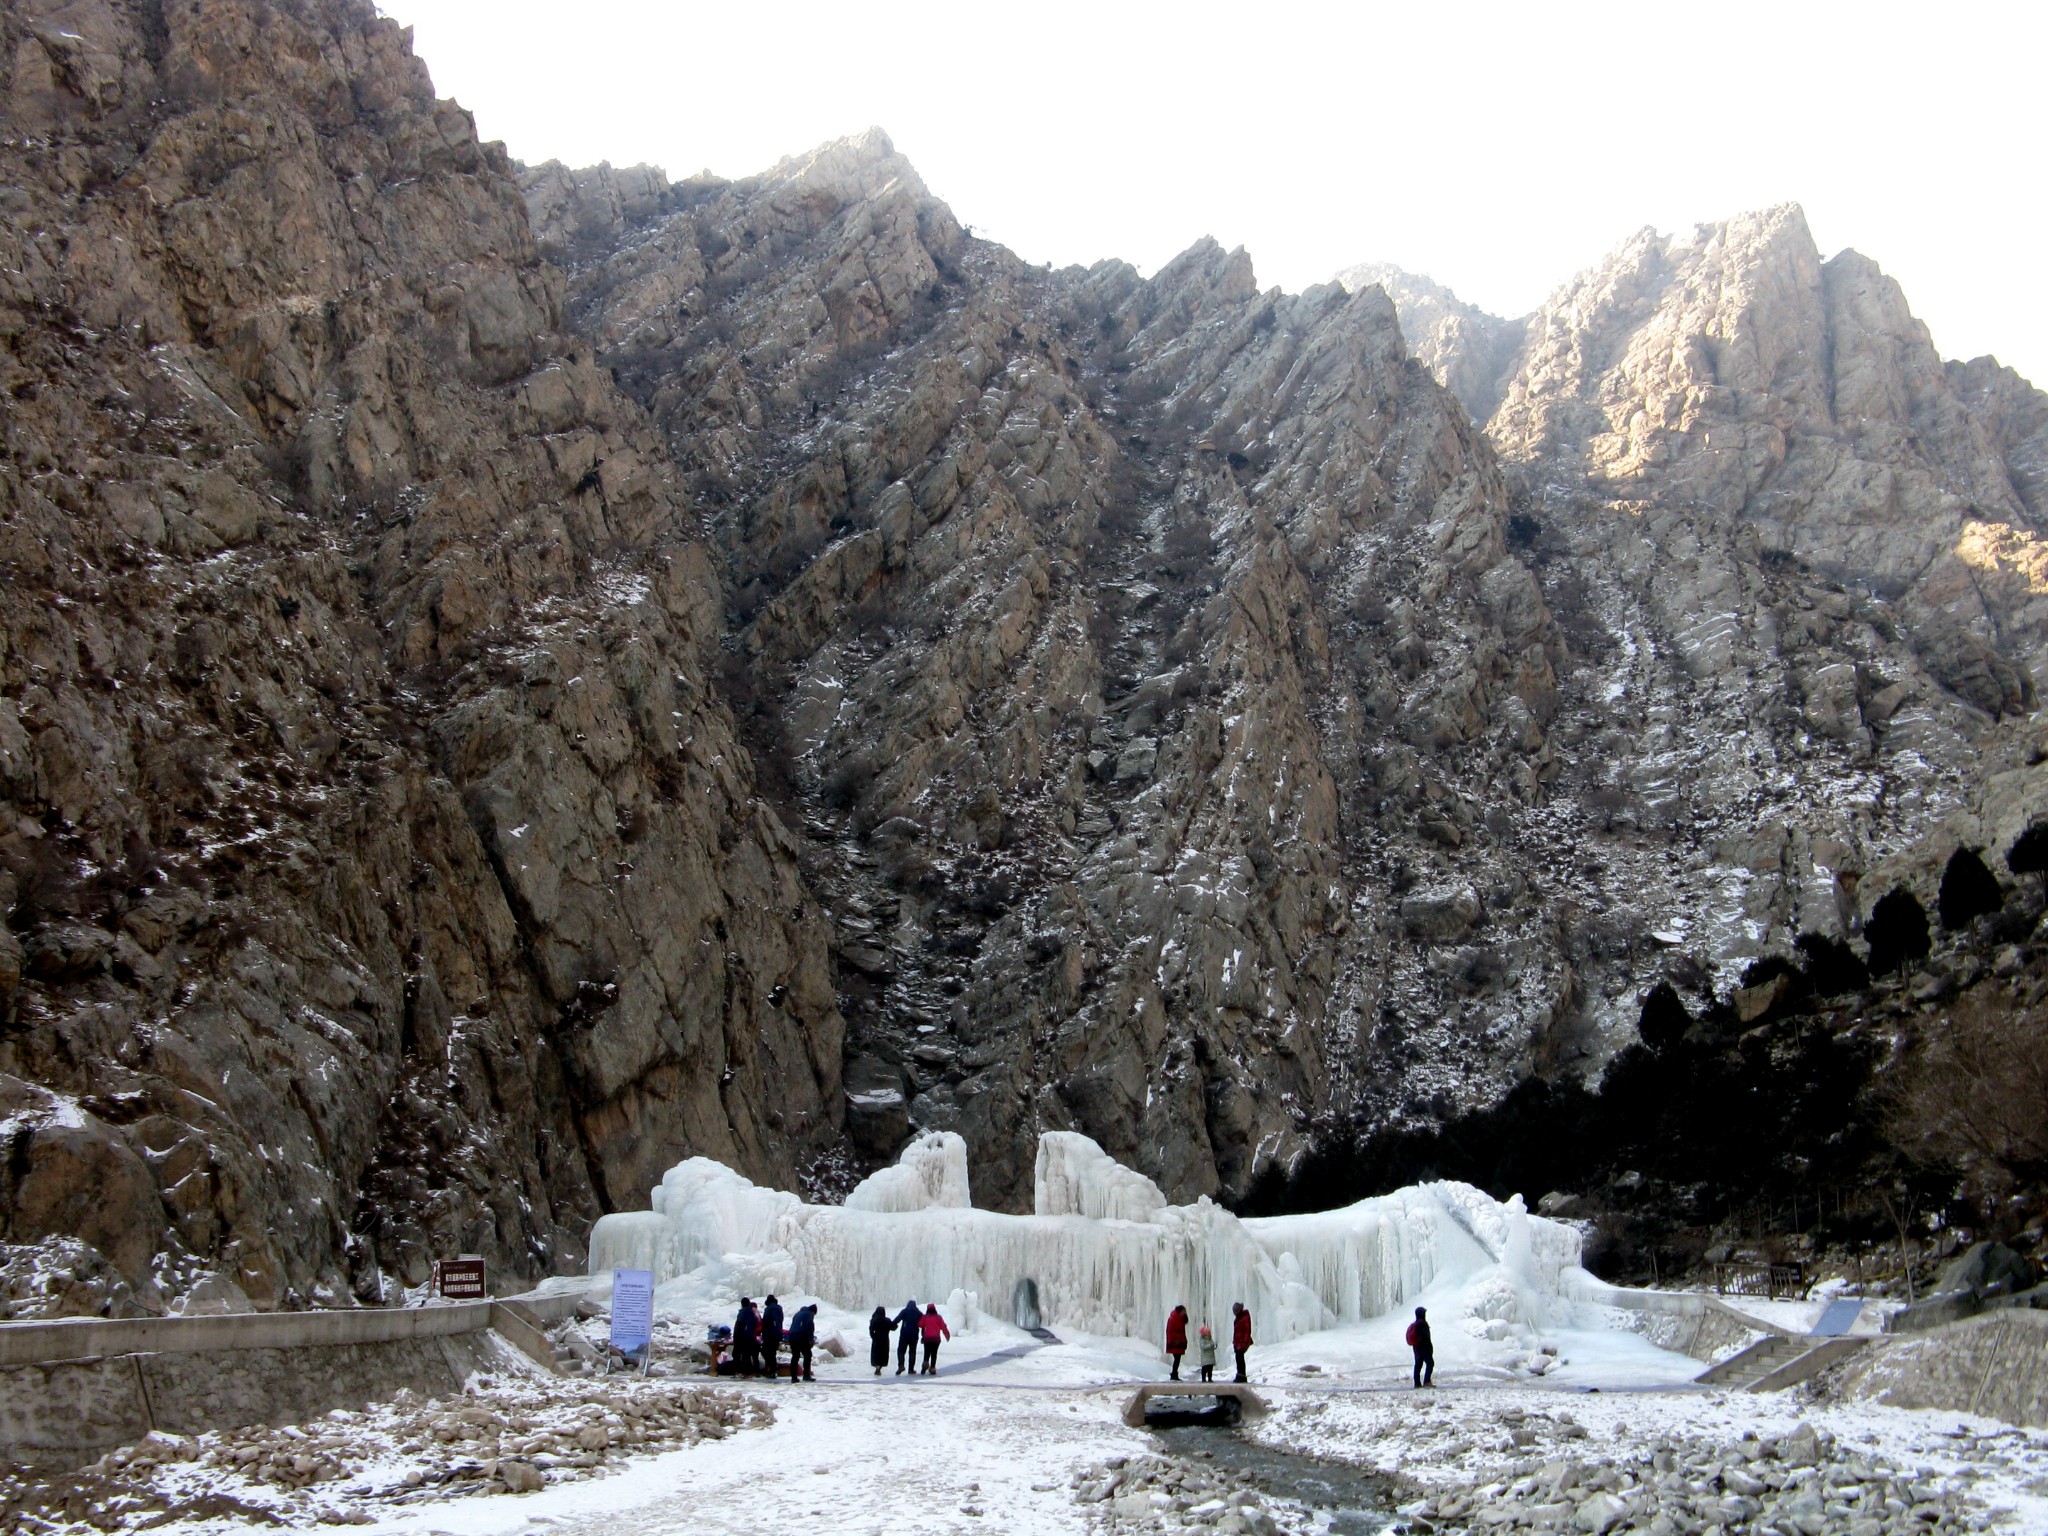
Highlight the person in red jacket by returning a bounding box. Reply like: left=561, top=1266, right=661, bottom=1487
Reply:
left=1230, top=1301, right=1253, bottom=1382
left=1165, top=1304, right=1189, bottom=1380
left=918, top=1302, right=951, bottom=1375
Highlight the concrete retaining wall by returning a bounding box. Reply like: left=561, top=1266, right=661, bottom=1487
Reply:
left=1564, top=1277, right=1778, bottom=1362
left=1824, top=1308, right=2048, bottom=1429
left=0, top=1290, right=583, bottom=1366
left=0, top=1289, right=585, bottom=1470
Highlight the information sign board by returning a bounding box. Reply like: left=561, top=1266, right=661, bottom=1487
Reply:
left=435, top=1258, right=486, bottom=1301
left=610, top=1268, right=655, bottom=1362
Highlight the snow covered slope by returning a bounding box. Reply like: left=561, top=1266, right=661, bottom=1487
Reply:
left=590, top=1132, right=1587, bottom=1350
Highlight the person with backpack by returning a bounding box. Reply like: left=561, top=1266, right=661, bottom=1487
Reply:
left=760, top=1294, right=785, bottom=1380
left=918, top=1302, right=951, bottom=1374
left=1407, top=1305, right=1435, bottom=1387
left=1165, top=1304, right=1190, bottom=1380
left=786, top=1302, right=818, bottom=1381
left=733, top=1297, right=760, bottom=1377
left=893, top=1298, right=921, bottom=1374
left=1231, top=1302, right=1253, bottom=1382
left=1197, top=1323, right=1217, bottom=1382
left=868, top=1305, right=892, bottom=1375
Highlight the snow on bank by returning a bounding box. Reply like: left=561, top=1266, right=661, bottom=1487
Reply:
left=1247, top=1385, right=2048, bottom=1532
left=590, top=1130, right=1592, bottom=1372
left=0, top=1371, right=774, bottom=1533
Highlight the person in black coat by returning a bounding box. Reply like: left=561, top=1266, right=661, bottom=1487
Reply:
left=868, top=1306, right=892, bottom=1375
left=1408, top=1306, right=1435, bottom=1388
left=892, top=1298, right=921, bottom=1375
left=734, top=1297, right=760, bottom=1377
left=786, top=1303, right=818, bottom=1382
left=760, top=1295, right=785, bottom=1379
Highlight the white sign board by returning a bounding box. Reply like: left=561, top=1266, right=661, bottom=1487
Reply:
left=609, top=1268, right=655, bottom=1359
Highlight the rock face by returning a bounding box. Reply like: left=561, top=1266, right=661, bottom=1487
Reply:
left=523, top=134, right=1567, bottom=1211
left=0, top=0, right=841, bottom=1314
left=529, top=166, right=2048, bottom=1217
left=1352, top=206, right=2048, bottom=1036
left=1336, top=263, right=1527, bottom=423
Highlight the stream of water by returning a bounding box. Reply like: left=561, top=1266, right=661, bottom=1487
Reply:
left=1151, top=1423, right=1400, bottom=1534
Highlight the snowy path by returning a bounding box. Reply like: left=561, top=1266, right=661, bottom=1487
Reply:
left=861, top=1338, right=1050, bottom=1380
left=344, top=1373, right=2048, bottom=1536
left=360, top=1380, right=1151, bottom=1536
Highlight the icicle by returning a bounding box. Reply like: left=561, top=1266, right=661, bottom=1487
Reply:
left=591, top=1131, right=1589, bottom=1345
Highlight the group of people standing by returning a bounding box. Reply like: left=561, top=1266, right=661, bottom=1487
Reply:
left=867, top=1299, right=951, bottom=1375
left=1163, top=1301, right=1254, bottom=1382
left=1162, top=1302, right=1435, bottom=1388
left=731, top=1295, right=819, bottom=1381
left=728, top=1294, right=1435, bottom=1389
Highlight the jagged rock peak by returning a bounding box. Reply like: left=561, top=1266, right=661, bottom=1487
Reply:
left=1336, top=262, right=1528, bottom=423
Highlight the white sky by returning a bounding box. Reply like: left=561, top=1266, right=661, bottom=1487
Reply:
left=382, top=0, right=2048, bottom=387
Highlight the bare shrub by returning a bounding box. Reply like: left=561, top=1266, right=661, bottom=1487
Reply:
left=1884, top=987, right=2048, bottom=1199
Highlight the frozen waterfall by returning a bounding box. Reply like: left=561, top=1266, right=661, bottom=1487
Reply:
left=587, top=1131, right=1588, bottom=1346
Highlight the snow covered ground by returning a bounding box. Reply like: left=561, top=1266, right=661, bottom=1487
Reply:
left=352, top=1347, right=2048, bottom=1536
left=13, top=1141, right=2040, bottom=1533
left=352, top=1374, right=1154, bottom=1536
left=16, top=1316, right=2048, bottom=1535
left=1249, top=1383, right=2048, bottom=1534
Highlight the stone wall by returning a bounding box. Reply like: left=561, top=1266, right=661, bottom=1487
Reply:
left=1824, top=1309, right=2048, bottom=1428
left=0, top=1291, right=579, bottom=1469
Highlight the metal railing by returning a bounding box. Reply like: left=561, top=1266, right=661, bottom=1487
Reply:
left=1712, top=1261, right=1807, bottom=1300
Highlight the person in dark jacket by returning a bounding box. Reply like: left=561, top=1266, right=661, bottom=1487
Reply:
left=868, top=1306, right=892, bottom=1375
left=1407, top=1305, right=1434, bottom=1388
left=1231, top=1302, right=1253, bottom=1383
left=1165, top=1304, right=1190, bottom=1380
left=734, top=1298, right=760, bottom=1377
left=786, top=1303, right=817, bottom=1381
left=893, top=1298, right=921, bottom=1374
left=918, top=1302, right=950, bottom=1374
left=760, top=1295, right=785, bottom=1379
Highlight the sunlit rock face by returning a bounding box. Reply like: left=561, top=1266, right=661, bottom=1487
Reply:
left=1349, top=206, right=2048, bottom=1016
left=527, top=144, right=2048, bottom=1220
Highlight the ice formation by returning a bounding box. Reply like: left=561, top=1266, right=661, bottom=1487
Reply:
left=1033, top=1131, right=1166, bottom=1221
left=588, top=1133, right=1591, bottom=1349
left=843, top=1131, right=972, bottom=1212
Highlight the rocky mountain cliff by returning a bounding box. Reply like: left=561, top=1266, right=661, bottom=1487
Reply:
left=4, top=0, right=2046, bottom=1316
left=0, top=0, right=842, bottom=1316
left=532, top=170, right=2048, bottom=1216
left=518, top=136, right=1587, bottom=1215
left=1347, top=209, right=2048, bottom=957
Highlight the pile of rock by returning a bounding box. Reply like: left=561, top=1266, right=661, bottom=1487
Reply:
left=1399, top=1422, right=1982, bottom=1535
left=1075, top=1453, right=1307, bottom=1535
left=356, top=1379, right=771, bottom=1501
left=0, top=1379, right=773, bottom=1531
left=0, top=1430, right=301, bottom=1534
